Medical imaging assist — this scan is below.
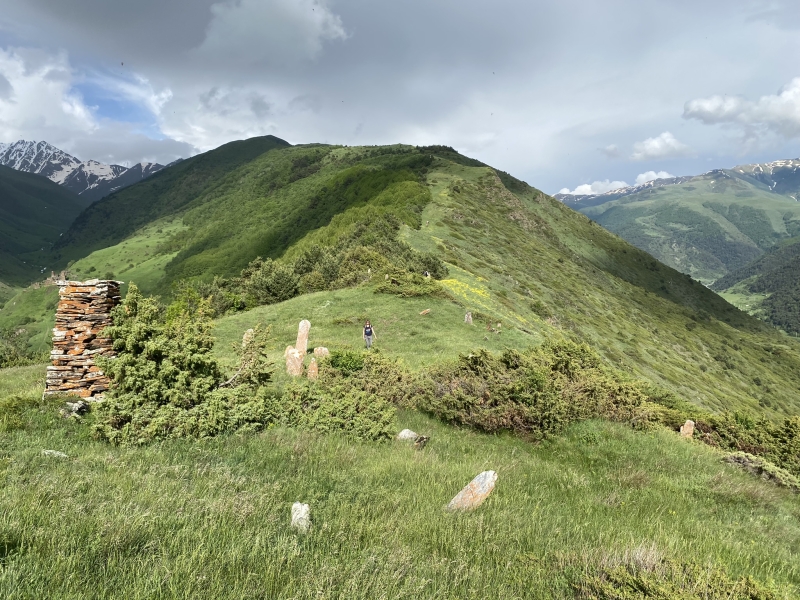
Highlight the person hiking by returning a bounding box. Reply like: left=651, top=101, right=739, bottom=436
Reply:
left=363, top=320, right=376, bottom=350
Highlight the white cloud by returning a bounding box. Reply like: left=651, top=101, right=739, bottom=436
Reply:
left=159, top=85, right=283, bottom=151
left=196, top=0, right=347, bottom=66
left=683, top=77, right=800, bottom=138
left=0, top=47, right=97, bottom=143
left=630, top=131, right=691, bottom=161
left=599, top=144, right=620, bottom=158
left=635, top=170, right=674, bottom=185
left=558, top=179, right=629, bottom=195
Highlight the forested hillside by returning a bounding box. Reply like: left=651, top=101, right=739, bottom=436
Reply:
left=571, top=170, right=800, bottom=284
left=714, top=237, right=800, bottom=335
left=0, top=165, right=89, bottom=286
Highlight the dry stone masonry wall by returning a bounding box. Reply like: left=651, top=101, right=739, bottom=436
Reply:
left=44, top=279, right=122, bottom=399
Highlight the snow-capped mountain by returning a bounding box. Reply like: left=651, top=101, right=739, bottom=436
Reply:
left=0, top=140, right=166, bottom=200
left=555, top=176, right=692, bottom=208
left=555, top=158, right=800, bottom=208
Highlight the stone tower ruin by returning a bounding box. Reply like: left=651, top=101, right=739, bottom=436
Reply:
left=44, top=279, right=122, bottom=399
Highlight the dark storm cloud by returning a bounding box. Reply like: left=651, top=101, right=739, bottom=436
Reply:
left=1, top=0, right=799, bottom=191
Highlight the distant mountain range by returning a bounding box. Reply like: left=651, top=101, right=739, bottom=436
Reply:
left=555, top=159, right=800, bottom=284
left=0, top=140, right=166, bottom=201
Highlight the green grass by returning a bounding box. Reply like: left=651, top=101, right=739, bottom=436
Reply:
left=212, top=286, right=537, bottom=374
left=0, top=365, right=798, bottom=598
left=0, top=286, right=58, bottom=355
left=68, top=218, right=188, bottom=295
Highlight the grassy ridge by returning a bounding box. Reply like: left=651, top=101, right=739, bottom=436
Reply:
left=1, top=369, right=798, bottom=598
left=9, top=141, right=799, bottom=417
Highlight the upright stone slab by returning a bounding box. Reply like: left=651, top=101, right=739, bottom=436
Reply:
left=680, top=420, right=695, bottom=438
left=447, top=471, right=498, bottom=511
left=291, top=502, right=311, bottom=533
left=307, top=358, right=318, bottom=380
left=296, top=320, right=311, bottom=354
left=44, top=279, right=122, bottom=399
left=313, top=347, right=330, bottom=359
left=285, top=346, right=304, bottom=376
left=465, top=312, right=473, bottom=325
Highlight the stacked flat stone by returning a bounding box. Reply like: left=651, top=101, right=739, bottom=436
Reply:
left=44, top=279, right=122, bottom=399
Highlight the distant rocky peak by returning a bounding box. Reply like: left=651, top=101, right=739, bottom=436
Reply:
left=0, top=139, right=169, bottom=200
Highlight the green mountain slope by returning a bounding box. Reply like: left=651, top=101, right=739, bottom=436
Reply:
left=714, top=237, right=800, bottom=335
left=0, top=165, right=89, bottom=285
left=21, top=140, right=796, bottom=419
left=3, top=141, right=800, bottom=596
left=570, top=170, right=800, bottom=284
left=53, top=135, right=291, bottom=264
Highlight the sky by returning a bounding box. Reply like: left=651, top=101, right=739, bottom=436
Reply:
left=0, top=0, right=799, bottom=194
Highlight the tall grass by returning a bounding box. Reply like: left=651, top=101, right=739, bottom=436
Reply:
left=1, top=387, right=798, bottom=598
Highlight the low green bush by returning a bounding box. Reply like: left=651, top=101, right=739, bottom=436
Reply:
left=92, top=285, right=394, bottom=445
left=0, top=395, right=34, bottom=432
left=575, top=556, right=778, bottom=599
left=275, top=381, right=395, bottom=441
left=415, top=342, right=647, bottom=439
left=327, top=349, right=366, bottom=375
left=374, top=271, right=449, bottom=298
left=0, top=328, right=35, bottom=368
left=724, top=452, right=800, bottom=492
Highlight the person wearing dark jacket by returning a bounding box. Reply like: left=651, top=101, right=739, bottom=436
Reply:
left=363, top=320, right=376, bottom=349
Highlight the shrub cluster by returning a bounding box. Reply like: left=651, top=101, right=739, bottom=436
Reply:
left=175, top=214, right=449, bottom=316
left=92, top=285, right=393, bottom=445
left=575, top=556, right=778, bottom=599
left=0, top=328, right=38, bottom=369
left=416, top=342, right=647, bottom=439
left=317, top=342, right=648, bottom=440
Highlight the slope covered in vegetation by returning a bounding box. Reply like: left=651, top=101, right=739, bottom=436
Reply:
left=573, top=170, right=800, bottom=284
left=714, top=237, right=800, bottom=336
left=6, top=140, right=800, bottom=416
left=2, top=138, right=800, bottom=598
left=0, top=165, right=88, bottom=286
left=1, top=364, right=799, bottom=599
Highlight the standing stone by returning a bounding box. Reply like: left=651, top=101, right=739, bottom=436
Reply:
left=313, top=347, right=330, bottom=359
left=307, top=358, right=318, bottom=380
left=465, top=312, right=473, bottom=325
left=680, top=420, right=695, bottom=438
left=291, top=502, right=311, bottom=533
left=296, top=320, right=311, bottom=354
left=285, top=346, right=303, bottom=376
left=447, top=471, right=498, bottom=511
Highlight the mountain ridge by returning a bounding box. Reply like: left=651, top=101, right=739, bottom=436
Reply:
left=554, top=161, right=800, bottom=284
left=18, top=136, right=796, bottom=422
left=0, top=139, right=166, bottom=199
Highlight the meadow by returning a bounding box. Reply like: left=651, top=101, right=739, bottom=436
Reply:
left=1, top=363, right=798, bottom=599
